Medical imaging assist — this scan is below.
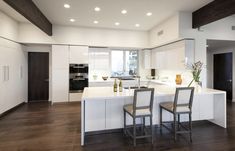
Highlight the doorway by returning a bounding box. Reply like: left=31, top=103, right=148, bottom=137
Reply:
left=213, top=52, right=233, bottom=102
left=28, top=52, right=49, bottom=102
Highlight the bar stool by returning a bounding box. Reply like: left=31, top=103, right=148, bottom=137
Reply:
left=123, top=88, right=154, bottom=146
left=159, top=87, right=194, bottom=142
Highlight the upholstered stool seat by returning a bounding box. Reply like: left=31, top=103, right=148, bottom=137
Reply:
left=124, top=104, right=151, bottom=116
left=160, top=102, right=190, bottom=113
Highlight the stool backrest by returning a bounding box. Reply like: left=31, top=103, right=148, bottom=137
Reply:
left=173, top=87, right=194, bottom=113
left=133, top=88, right=154, bottom=115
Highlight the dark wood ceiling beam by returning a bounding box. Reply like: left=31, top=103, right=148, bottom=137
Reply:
left=4, top=0, right=52, bottom=36
left=193, top=0, right=235, bottom=28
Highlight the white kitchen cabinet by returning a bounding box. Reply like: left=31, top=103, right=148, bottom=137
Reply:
left=0, top=38, right=27, bottom=114
left=52, top=69, right=69, bottom=102
left=199, top=94, right=214, bottom=119
left=106, top=98, right=125, bottom=130
left=143, top=50, right=152, bottom=69
left=52, top=45, right=69, bottom=103
left=69, top=93, right=82, bottom=102
left=151, top=39, right=194, bottom=70
left=52, top=45, right=69, bottom=69
left=69, top=46, right=89, bottom=64
left=85, top=100, right=106, bottom=132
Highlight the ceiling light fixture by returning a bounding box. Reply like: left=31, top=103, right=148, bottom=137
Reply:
left=70, top=18, right=75, bottom=22
left=146, top=12, right=152, bottom=16
left=121, top=10, right=127, bottom=14
left=94, top=7, right=101, bottom=12
left=94, top=20, right=99, bottom=24
left=135, top=24, right=140, bottom=27
left=64, top=4, right=70, bottom=8
left=115, top=22, right=120, bottom=26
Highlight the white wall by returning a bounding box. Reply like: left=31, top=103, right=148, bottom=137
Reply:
left=18, top=23, right=149, bottom=48
left=0, top=11, right=18, bottom=41
left=149, top=13, right=180, bottom=47
left=207, top=46, right=235, bottom=101
left=178, top=12, right=235, bottom=87
left=25, top=45, right=52, bottom=102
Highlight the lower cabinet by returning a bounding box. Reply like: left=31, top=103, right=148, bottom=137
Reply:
left=52, top=69, right=69, bottom=102
left=106, top=98, right=125, bottom=129
left=84, top=94, right=215, bottom=132
left=69, top=93, right=82, bottom=102
left=85, top=100, right=106, bottom=132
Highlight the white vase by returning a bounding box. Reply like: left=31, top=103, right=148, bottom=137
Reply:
left=195, top=81, right=202, bottom=92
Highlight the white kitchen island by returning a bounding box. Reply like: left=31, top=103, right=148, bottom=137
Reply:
left=81, top=85, right=226, bottom=146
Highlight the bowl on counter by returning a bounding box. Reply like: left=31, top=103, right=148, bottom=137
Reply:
left=102, top=76, right=108, bottom=81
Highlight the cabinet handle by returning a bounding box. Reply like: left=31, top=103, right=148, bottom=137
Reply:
left=6, top=66, right=9, bottom=81
left=3, top=66, right=6, bottom=81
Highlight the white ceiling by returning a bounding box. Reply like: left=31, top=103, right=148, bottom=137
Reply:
left=1, top=0, right=213, bottom=31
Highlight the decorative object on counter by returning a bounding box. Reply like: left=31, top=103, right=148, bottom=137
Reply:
left=119, top=80, right=123, bottom=92
left=175, top=74, right=182, bottom=85
left=102, top=76, right=108, bottom=81
left=187, top=61, right=203, bottom=91
left=93, top=74, right=98, bottom=80
left=151, top=69, right=156, bottom=79
left=113, top=79, right=117, bottom=92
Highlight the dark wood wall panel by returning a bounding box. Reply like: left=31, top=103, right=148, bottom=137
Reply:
left=193, top=0, right=235, bottom=28
left=4, top=0, right=52, bottom=36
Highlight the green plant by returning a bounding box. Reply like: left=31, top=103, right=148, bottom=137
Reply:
left=188, top=61, right=203, bottom=87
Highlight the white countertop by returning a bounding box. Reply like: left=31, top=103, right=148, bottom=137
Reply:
left=82, top=85, right=226, bottom=101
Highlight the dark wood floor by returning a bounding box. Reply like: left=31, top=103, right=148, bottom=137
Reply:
left=0, top=102, right=235, bottom=151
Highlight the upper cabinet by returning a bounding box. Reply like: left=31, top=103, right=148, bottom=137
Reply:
left=52, top=45, right=69, bottom=69
left=69, top=46, right=89, bottom=64
left=143, top=50, right=151, bottom=69
left=150, top=39, right=195, bottom=70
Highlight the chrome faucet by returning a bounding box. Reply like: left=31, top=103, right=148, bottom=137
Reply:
left=134, top=75, right=141, bottom=88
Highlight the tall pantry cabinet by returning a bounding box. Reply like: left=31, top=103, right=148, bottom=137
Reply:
left=0, top=38, right=27, bottom=114
left=51, top=45, right=69, bottom=103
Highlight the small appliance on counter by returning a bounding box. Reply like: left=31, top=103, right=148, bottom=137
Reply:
left=69, top=64, right=88, bottom=101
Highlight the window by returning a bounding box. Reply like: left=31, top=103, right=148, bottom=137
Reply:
left=111, top=50, right=138, bottom=77
left=89, top=48, right=139, bottom=79
left=89, top=48, right=110, bottom=79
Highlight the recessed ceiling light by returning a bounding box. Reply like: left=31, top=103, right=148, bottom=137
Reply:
left=115, top=22, right=120, bottom=26
left=64, top=4, right=70, bottom=8
left=94, top=7, right=101, bottom=12
left=135, top=24, right=140, bottom=27
left=70, top=18, right=75, bottom=22
left=146, top=12, right=152, bottom=16
left=121, top=10, right=127, bottom=14
left=94, top=20, right=99, bottom=24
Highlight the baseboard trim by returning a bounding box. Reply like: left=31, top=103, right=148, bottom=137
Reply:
left=0, top=102, right=25, bottom=118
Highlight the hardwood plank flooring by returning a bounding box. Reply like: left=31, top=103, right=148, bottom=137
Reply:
left=0, top=102, right=235, bottom=151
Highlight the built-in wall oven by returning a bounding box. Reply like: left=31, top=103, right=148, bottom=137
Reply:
left=69, top=64, right=88, bottom=93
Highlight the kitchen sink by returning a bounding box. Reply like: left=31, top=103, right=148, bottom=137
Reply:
left=124, top=86, right=148, bottom=89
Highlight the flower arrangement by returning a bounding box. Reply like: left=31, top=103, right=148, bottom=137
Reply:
left=188, top=61, right=203, bottom=87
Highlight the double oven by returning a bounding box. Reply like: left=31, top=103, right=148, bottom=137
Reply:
left=69, top=64, right=88, bottom=93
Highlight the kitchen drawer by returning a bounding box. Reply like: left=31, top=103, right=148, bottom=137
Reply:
left=69, top=92, right=83, bottom=102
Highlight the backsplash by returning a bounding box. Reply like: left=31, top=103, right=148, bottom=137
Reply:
left=156, top=69, right=193, bottom=86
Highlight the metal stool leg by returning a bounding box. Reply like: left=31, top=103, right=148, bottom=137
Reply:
left=160, top=107, right=163, bottom=134
left=189, top=113, right=192, bottom=142
left=124, top=110, right=126, bottom=135
left=133, top=118, right=136, bottom=146
left=178, top=114, right=180, bottom=130
left=150, top=115, right=153, bottom=145
left=174, top=114, right=177, bottom=141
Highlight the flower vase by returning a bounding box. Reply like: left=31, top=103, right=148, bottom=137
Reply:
left=195, top=81, right=202, bottom=92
